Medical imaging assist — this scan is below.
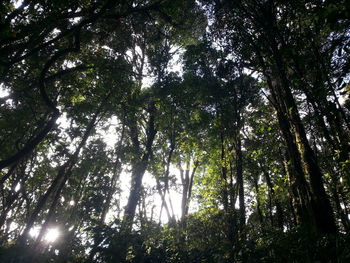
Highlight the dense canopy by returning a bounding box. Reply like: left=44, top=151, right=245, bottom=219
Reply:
left=0, top=0, right=349, bottom=262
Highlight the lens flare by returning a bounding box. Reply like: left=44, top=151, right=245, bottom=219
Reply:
left=44, top=228, right=60, bottom=243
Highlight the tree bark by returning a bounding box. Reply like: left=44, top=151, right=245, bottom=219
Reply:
left=220, top=132, right=229, bottom=211
left=252, top=176, right=264, bottom=226
left=236, top=136, right=245, bottom=234
left=117, top=102, right=157, bottom=262
left=261, top=165, right=284, bottom=230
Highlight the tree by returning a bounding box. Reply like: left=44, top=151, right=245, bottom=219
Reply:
left=1, top=1, right=349, bottom=262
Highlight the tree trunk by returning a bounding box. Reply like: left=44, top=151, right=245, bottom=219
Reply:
left=156, top=139, right=175, bottom=222
left=185, top=161, right=198, bottom=217
left=117, top=103, right=157, bottom=262
left=180, top=162, right=190, bottom=222
left=252, top=176, right=264, bottom=226
left=236, top=136, right=245, bottom=234
left=266, top=69, right=337, bottom=234
left=220, top=132, right=229, bottom=211
left=261, top=166, right=284, bottom=230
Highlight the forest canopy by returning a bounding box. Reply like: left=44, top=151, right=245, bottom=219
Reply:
left=0, top=0, right=350, bottom=262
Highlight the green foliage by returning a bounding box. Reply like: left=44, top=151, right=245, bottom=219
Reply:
left=0, top=0, right=350, bottom=262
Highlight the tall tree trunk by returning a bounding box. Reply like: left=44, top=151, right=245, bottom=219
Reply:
left=117, top=103, right=157, bottom=262
left=330, top=179, right=350, bottom=232
left=266, top=69, right=337, bottom=234
left=252, top=175, right=264, bottom=226
left=156, top=177, right=172, bottom=221
left=184, top=161, right=198, bottom=218
left=180, top=161, right=190, bottom=222
left=281, top=151, right=301, bottom=226
left=235, top=134, right=247, bottom=262
left=122, top=161, right=149, bottom=235
left=156, top=139, right=175, bottom=222
left=178, top=158, right=198, bottom=229
left=261, top=165, right=284, bottom=230
left=269, top=32, right=337, bottom=233
left=220, top=132, right=229, bottom=211
left=247, top=5, right=337, bottom=234
left=236, top=136, right=245, bottom=235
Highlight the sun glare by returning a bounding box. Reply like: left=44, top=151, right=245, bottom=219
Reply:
left=44, top=228, right=60, bottom=243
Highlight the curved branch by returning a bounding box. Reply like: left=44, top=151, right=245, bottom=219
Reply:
left=0, top=111, right=59, bottom=171
left=0, top=28, right=82, bottom=171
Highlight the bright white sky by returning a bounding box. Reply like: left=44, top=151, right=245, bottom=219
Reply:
left=0, top=84, right=9, bottom=97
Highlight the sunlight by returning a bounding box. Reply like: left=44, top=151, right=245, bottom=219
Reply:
left=0, top=83, right=10, bottom=98
left=29, top=226, right=40, bottom=238
left=12, top=0, right=24, bottom=9
left=98, top=116, right=120, bottom=148
left=142, top=168, right=184, bottom=223
left=44, top=228, right=60, bottom=243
